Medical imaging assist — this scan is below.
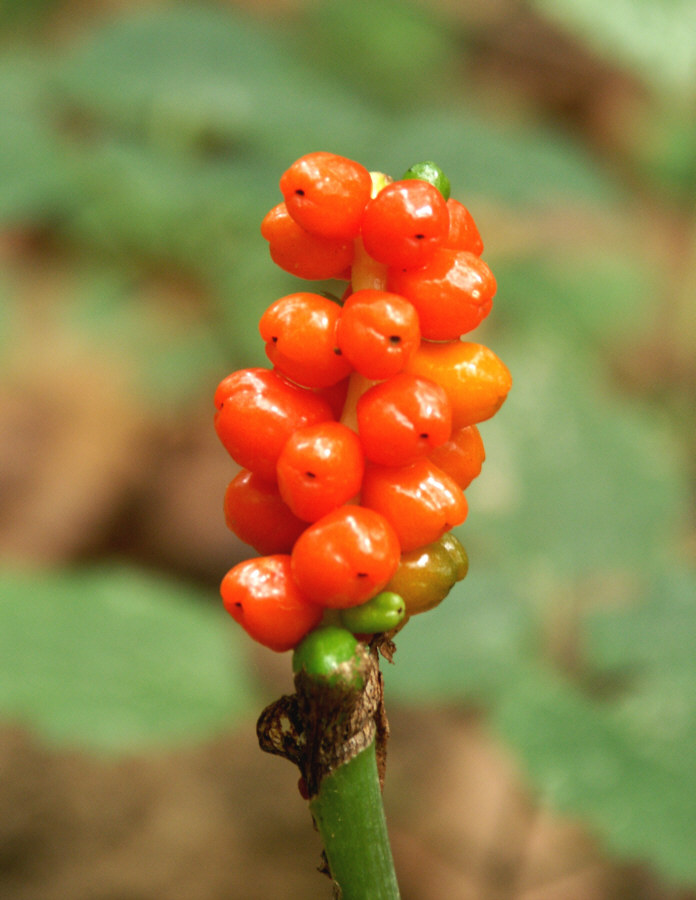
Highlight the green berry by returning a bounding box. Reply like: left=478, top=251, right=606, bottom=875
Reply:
left=292, top=626, right=363, bottom=687
left=339, top=591, right=406, bottom=634
left=401, top=161, right=451, bottom=200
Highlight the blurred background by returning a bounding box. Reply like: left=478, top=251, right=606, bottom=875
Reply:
left=0, top=0, right=695, bottom=897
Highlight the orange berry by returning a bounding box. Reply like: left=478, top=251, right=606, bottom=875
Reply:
left=405, top=340, right=512, bottom=428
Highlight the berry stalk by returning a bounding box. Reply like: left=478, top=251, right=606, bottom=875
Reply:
left=258, top=627, right=400, bottom=897
left=310, top=741, right=400, bottom=900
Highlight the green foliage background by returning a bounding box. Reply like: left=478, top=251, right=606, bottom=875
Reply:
left=0, top=0, right=694, bottom=888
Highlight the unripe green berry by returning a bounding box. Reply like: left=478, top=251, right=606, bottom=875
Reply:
left=292, top=626, right=363, bottom=687
left=401, top=161, right=451, bottom=200
left=339, top=591, right=406, bottom=635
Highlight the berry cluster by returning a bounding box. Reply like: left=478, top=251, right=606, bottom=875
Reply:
left=214, top=152, right=511, bottom=653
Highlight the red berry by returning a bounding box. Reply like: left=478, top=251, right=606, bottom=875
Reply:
left=361, top=179, right=449, bottom=268
left=335, top=289, right=421, bottom=380
left=260, top=202, right=353, bottom=280
left=279, top=152, right=372, bottom=240
left=356, top=373, right=452, bottom=467
left=277, top=421, right=364, bottom=522
left=214, top=368, right=333, bottom=482
left=223, top=470, right=307, bottom=554
left=360, top=458, right=468, bottom=552
left=427, top=424, right=485, bottom=489
left=387, top=248, right=495, bottom=341
left=443, top=199, right=484, bottom=256
left=221, top=555, right=323, bottom=652
left=259, top=292, right=352, bottom=389
left=291, top=506, right=401, bottom=608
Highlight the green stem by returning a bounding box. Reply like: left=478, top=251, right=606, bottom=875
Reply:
left=310, top=740, right=401, bottom=899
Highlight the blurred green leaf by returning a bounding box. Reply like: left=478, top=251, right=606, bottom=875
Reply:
left=494, top=659, right=696, bottom=885
left=383, top=568, right=534, bottom=703
left=586, top=566, right=696, bottom=773
left=0, top=52, right=79, bottom=224
left=0, top=565, right=259, bottom=751
left=383, top=109, right=623, bottom=209
left=293, top=0, right=457, bottom=109
left=465, top=332, right=688, bottom=578
left=387, top=562, right=696, bottom=884
left=490, top=250, right=657, bottom=346
left=530, top=0, right=696, bottom=99
left=0, top=0, right=60, bottom=31
left=55, top=4, right=380, bottom=166
left=59, top=260, right=233, bottom=409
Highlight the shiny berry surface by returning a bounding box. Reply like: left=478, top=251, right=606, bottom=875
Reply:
left=360, top=458, right=468, bottom=552
left=335, top=289, right=421, bottom=380
left=339, top=590, right=406, bottom=634
left=221, top=555, right=323, bottom=652
left=280, top=152, right=372, bottom=240
left=259, top=292, right=352, bottom=388
left=387, top=248, right=495, bottom=341
left=214, top=368, right=333, bottom=481
left=292, top=626, right=363, bottom=686
left=277, top=421, right=364, bottom=521
left=401, top=161, right=451, bottom=200
left=261, top=202, right=353, bottom=280
left=385, top=532, right=468, bottom=616
left=427, top=424, right=485, bottom=489
left=360, top=179, right=449, bottom=269
left=356, top=373, right=452, bottom=467
left=223, top=469, right=307, bottom=554
left=406, top=340, right=512, bottom=429
left=443, top=199, right=484, bottom=255
left=291, top=505, right=401, bottom=608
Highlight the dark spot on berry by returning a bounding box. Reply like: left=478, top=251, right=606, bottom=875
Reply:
left=305, top=471, right=316, bottom=479
left=334, top=347, right=342, bottom=355
left=420, top=433, right=429, bottom=439
left=295, top=189, right=305, bottom=196
left=271, top=335, right=278, bottom=343
left=389, top=335, right=401, bottom=344
left=233, top=601, right=243, bottom=609
left=356, top=572, right=368, bottom=578
left=414, top=233, right=425, bottom=240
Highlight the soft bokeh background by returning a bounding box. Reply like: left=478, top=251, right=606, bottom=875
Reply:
left=1, top=1, right=695, bottom=898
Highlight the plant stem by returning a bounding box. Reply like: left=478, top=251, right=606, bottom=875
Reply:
left=310, top=739, right=401, bottom=899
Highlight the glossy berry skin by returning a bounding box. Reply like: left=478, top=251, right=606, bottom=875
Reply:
left=259, top=293, right=352, bottom=389
left=223, top=470, right=307, bottom=554
left=428, top=424, right=485, bottom=489
left=356, top=373, right=452, bottom=467
left=405, top=340, right=512, bottom=429
left=339, top=590, right=406, bottom=634
left=360, top=458, right=468, bottom=552
left=291, top=505, right=401, bottom=608
left=401, top=161, right=450, bottom=200
left=280, top=152, right=372, bottom=240
left=443, top=199, right=483, bottom=256
left=277, top=421, right=364, bottom=522
left=385, top=532, right=468, bottom=616
left=214, top=368, right=333, bottom=482
left=292, top=626, right=363, bottom=687
left=221, top=555, right=323, bottom=652
left=361, top=179, right=449, bottom=269
left=261, top=202, right=354, bottom=280
left=387, top=248, right=495, bottom=341
left=335, top=289, right=420, bottom=380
